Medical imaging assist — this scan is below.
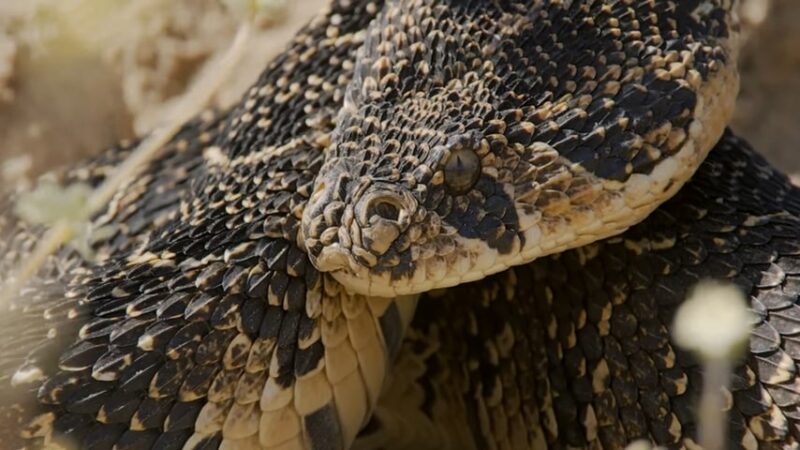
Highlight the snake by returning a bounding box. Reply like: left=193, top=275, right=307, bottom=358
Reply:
left=1, top=0, right=794, bottom=449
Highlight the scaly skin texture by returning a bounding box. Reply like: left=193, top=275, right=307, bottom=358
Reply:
left=0, top=2, right=410, bottom=449
left=0, top=1, right=773, bottom=449
left=360, top=131, right=800, bottom=450
left=302, top=0, right=740, bottom=297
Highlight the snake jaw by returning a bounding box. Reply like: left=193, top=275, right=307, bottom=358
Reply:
left=320, top=234, right=509, bottom=298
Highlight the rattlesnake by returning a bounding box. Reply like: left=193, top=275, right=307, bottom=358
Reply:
left=3, top=1, right=796, bottom=449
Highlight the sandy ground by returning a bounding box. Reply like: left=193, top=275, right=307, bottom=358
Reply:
left=0, top=0, right=797, bottom=182
left=0, top=0, right=326, bottom=180
left=733, top=0, right=800, bottom=172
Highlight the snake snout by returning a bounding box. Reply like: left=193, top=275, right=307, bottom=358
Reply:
left=356, top=185, right=416, bottom=255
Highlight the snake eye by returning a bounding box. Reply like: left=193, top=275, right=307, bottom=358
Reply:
left=443, top=147, right=481, bottom=194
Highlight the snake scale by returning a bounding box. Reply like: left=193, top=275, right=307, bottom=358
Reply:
left=1, top=0, right=798, bottom=449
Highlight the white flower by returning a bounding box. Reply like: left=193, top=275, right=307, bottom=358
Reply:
left=625, top=440, right=652, bottom=450
left=672, top=280, right=753, bottom=361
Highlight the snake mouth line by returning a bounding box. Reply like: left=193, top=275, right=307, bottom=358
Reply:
left=313, top=244, right=364, bottom=275
left=324, top=258, right=499, bottom=298
left=310, top=234, right=498, bottom=297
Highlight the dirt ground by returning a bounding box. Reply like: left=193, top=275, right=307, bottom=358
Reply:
left=0, top=0, right=797, bottom=182
left=0, top=0, right=326, bottom=180
left=734, top=0, right=800, bottom=172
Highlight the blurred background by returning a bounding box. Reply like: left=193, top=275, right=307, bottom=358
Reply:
left=0, top=0, right=796, bottom=185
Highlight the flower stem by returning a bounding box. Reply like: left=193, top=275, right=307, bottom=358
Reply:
left=699, top=358, right=732, bottom=450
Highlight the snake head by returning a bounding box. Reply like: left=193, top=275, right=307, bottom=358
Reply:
left=302, top=0, right=741, bottom=297
left=302, top=127, right=517, bottom=297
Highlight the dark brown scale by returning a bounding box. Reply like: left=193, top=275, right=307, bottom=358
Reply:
left=100, top=388, right=142, bottom=424
left=134, top=397, right=175, bottom=430
left=210, top=294, right=245, bottom=330
left=165, top=322, right=208, bottom=360
left=58, top=341, right=108, bottom=371
left=150, top=359, right=193, bottom=399
left=164, top=400, right=203, bottom=431
left=92, top=347, right=135, bottom=380
left=116, top=430, right=160, bottom=450
left=108, top=318, right=153, bottom=347
left=64, top=381, right=111, bottom=414
left=119, top=353, right=162, bottom=393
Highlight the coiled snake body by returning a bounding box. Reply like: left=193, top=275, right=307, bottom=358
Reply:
left=1, top=1, right=797, bottom=449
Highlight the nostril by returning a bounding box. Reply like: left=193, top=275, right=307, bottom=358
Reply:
left=369, top=199, right=401, bottom=222
left=356, top=185, right=415, bottom=228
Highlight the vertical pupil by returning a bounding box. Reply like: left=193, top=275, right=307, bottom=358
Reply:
left=445, top=149, right=480, bottom=194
